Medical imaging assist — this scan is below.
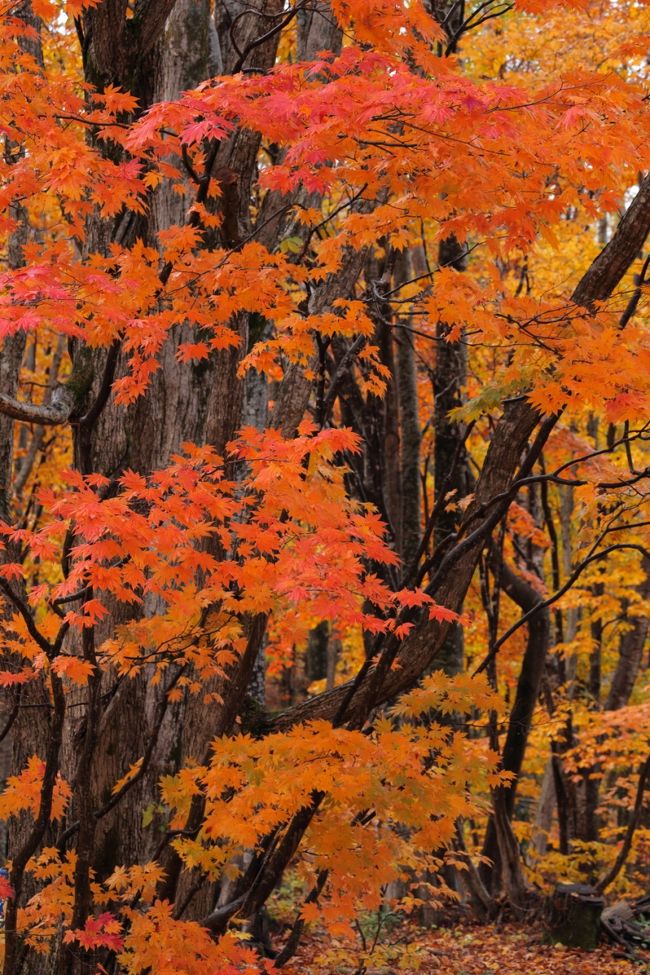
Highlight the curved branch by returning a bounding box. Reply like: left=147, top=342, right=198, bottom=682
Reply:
left=596, top=756, right=650, bottom=894
left=474, top=543, right=650, bottom=675
left=0, top=578, right=54, bottom=657
left=231, top=4, right=302, bottom=73
left=0, top=385, right=75, bottom=426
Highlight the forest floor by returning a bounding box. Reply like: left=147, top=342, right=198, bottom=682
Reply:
left=0, top=921, right=645, bottom=972
left=285, top=921, right=646, bottom=975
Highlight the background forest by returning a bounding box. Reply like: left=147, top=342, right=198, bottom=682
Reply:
left=0, top=0, right=649, bottom=973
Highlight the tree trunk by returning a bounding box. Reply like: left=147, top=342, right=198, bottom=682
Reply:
left=393, top=249, right=422, bottom=571
left=547, top=884, right=605, bottom=949
left=481, top=560, right=550, bottom=889
left=606, top=555, right=650, bottom=710
left=433, top=235, right=469, bottom=677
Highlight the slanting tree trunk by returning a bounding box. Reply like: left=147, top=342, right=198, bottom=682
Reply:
left=574, top=580, right=604, bottom=846
left=272, top=147, right=650, bottom=729
left=480, top=560, right=550, bottom=890
left=606, top=555, right=650, bottom=710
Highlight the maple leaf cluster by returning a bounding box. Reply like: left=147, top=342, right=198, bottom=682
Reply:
left=0, top=0, right=648, bottom=972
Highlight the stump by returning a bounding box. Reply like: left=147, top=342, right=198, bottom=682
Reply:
left=547, top=883, right=605, bottom=950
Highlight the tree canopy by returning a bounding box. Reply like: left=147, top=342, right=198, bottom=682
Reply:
left=0, top=1, right=649, bottom=973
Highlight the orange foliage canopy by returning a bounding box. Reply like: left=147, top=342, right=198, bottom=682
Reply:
left=0, top=0, right=649, bottom=972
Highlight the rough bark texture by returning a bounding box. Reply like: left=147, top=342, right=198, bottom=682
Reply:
left=396, top=328, right=421, bottom=567
left=13, top=8, right=353, bottom=970
left=433, top=234, right=469, bottom=676
left=394, top=249, right=422, bottom=571
left=0, top=0, right=50, bottom=931
left=572, top=175, right=650, bottom=306
left=67, top=0, right=230, bottom=893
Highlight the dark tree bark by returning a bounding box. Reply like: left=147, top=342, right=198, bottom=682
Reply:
left=548, top=884, right=605, bottom=950
left=392, top=248, right=422, bottom=571
left=481, top=560, right=550, bottom=889
left=433, top=235, right=469, bottom=677
left=606, top=555, right=650, bottom=710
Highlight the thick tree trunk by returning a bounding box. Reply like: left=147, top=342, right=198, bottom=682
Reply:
left=393, top=250, right=422, bottom=570
left=1, top=11, right=57, bottom=971
left=67, top=0, right=232, bottom=882
left=42, top=7, right=351, bottom=967
left=433, top=235, right=469, bottom=676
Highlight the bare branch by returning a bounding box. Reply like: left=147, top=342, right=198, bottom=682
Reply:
left=0, top=385, right=75, bottom=426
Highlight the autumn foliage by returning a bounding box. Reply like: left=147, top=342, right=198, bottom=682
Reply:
left=0, top=0, right=649, bottom=973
